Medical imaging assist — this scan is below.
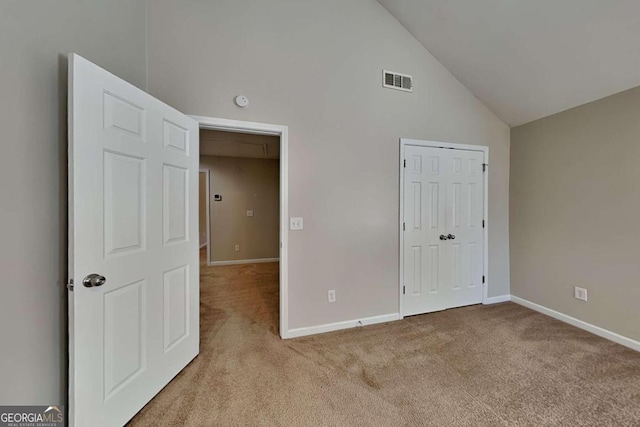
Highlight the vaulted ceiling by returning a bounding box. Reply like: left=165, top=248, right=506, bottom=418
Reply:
left=377, top=0, right=640, bottom=126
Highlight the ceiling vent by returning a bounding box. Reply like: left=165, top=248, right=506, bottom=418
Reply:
left=383, top=70, right=412, bottom=92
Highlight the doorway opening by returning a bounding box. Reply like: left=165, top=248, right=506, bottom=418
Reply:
left=69, top=55, right=293, bottom=425
left=192, top=116, right=290, bottom=338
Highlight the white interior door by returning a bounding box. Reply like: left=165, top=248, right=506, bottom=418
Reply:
left=403, top=144, right=484, bottom=316
left=68, top=54, right=199, bottom=427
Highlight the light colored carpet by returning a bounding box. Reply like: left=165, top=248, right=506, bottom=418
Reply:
left=128, top=252, right=640, bottom=426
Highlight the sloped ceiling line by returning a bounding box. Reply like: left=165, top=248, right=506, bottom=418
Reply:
left=377, top=0, right=640, bottom=126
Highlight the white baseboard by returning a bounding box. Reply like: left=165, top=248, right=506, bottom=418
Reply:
left=285, top=313, right=401, bottom=339
left=483, top=294, right=511, bottom=305
left=208, top=257, right=279, bottom=266
left=511, top=295, right=640, bottom=353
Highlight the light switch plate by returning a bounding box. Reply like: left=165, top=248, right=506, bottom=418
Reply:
left=290, top=217, right=303, bottom=230
left=247, top=210, right=254, bottom=217
left=328, top=290, right=336, bottom=303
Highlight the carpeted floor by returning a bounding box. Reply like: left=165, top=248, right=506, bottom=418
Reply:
left=128, top=251, right=640, bottom=426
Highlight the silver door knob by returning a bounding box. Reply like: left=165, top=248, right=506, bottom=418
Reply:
left=439, top=235, right=447, bottom=240
left=447, top=234, right=456, bottom=240
left=83, top=274, right=106, bottom=288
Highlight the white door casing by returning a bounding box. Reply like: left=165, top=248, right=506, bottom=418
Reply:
left=190, top=115, right=290, bottom=339
left=199, top=169, right=211, bottom=257
left=401, top=140, right=486, bottom=316
left=68, top=54, right=199, bottom=427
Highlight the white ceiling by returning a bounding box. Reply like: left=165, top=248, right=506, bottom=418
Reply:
left=200, top=129, right=280, bottom=159
left=377, top=0, right=640, bottom=126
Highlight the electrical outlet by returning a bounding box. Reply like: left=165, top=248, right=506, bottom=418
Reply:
left=235, top=244, right=240, bottom=252
left=328, top=290, right=336, bottom=303
left=574, top=286, right=588, bottom=302
left=290, top=217, right=303, bottom=230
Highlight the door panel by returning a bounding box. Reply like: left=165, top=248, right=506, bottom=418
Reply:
left=446, top=150, right=484, bottom=305
left=403, top=146, right=449, bottom=315
left=403, top=144, right=484, bottom=316
left=103, top=280, right=146, bottom=399
left=104, top=152, right=146, bottom=255
left=69, top=54, right=199, bottom=427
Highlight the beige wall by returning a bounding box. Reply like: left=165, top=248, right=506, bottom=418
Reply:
left=511, top=86, right=640, bottom=341
left=147, top=0, right=511, bottom=330
left=200, top=156, right=280, bottom=262
left=0, top=0, right=147, bottom=405
left=199, top=172, right=208, bottom=247
left=0, top=0, right=513, bottom=405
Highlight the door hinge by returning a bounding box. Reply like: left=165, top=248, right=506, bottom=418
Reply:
left=403, top=285, right=406, bottom=295
left=403, top=222, right=406, bottom=231
left=482, top=163, right=488, bottom=172
left=67, top=279, right=74, bottom=291
left=482, top=275, right=485, bottom=284
left=403, top=159, right=406, bottom=168
left=482, top=220, right=485, bottom=228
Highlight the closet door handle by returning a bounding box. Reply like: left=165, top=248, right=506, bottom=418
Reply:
left=447, top=234, right=456, bottom=240
left=439, top=235, right=447, bottom=240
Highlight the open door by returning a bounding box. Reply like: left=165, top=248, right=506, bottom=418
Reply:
left=68, top=54, right=199, bottom=426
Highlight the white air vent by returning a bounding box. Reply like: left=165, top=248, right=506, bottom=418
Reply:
left=383, top=70, right=412, bottom=92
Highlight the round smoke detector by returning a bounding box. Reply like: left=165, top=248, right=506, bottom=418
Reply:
left=235, top=95, right=249, bottom=108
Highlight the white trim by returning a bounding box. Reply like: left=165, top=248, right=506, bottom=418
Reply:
left=399, top=139, right=490, bottom=318
left=482, top=295, right=511, bottom=304
left=482, top=148, right=490, bottom=304
left=191, top=115, right=290, bottom=339
left=402, top=139, right=490, bottom=152
left=199, top=168, right=211, bottom=260
left=287, top=313, right=401, bottom=339
left=208, top=258, right=279, bottom=266
left=511, top=296, right=640, bottom=353
left=190, top=116, right=285, bottom=136
left=399, top=141, right=405, bottom=317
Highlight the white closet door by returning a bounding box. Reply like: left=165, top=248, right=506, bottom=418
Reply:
left=403, top=145, right=484, bottom=316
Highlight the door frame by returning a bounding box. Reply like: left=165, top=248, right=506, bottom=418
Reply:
left=199, top=168, right=211, bottom=259
left=399, top=138, right=489, bottom=318
left=190, top=115, right=290, bottom=339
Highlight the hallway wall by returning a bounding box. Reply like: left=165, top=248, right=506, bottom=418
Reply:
left=200, top=156, right=280, bottom=263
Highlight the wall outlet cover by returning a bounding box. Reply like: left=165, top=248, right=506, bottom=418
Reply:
left=290, top=217, right=303, bottom=230
left=247, top=210, right=254, bottom=217
left=235, top=244, right=240, bottom=252
left=574, top=286, right=588, bottom=302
